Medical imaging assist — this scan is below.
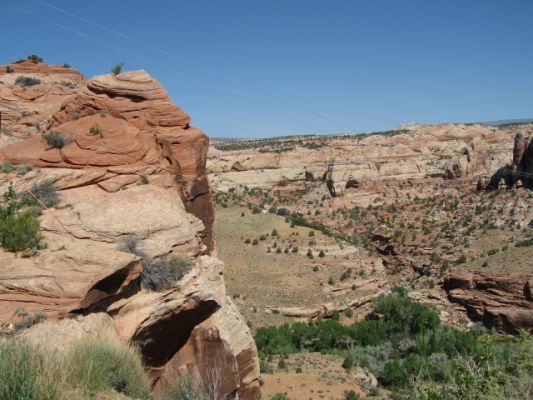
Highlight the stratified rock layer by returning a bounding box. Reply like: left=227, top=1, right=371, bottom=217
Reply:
left=443, top=273, right=533, bottom=333
left=0, top=61, right=259, bottom=398
left=207, top=124, right=524, bottom=194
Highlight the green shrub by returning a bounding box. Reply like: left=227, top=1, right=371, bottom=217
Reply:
left=0, top=185, right=42, bottom=252
left=1, top=162, right=13, bottom=173
left=0, top=211, right=42, bottom=252
left=43, top=131, right=69, bottom=149
left=344, top=390, right=360, bottom=400
left=342, top=356, right=354, bottom=370
left=15, top=76, right=41, bottom=88
left=65, top=337, right=150, bottom=398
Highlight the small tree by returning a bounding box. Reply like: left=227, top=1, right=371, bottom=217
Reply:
left=27, top=55, right=43, bottom=63
left=111, top=62, right=125, bottom=75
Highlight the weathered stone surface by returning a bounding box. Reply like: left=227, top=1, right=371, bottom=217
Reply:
left=443, top=272, right=533, bottom=333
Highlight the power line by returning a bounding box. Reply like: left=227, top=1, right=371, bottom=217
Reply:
left=32, top=0, right=371, bottom=131
left=1, top=1, right=330, bottom=135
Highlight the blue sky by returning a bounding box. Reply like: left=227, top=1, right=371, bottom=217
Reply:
left=1, top=0, right=532, bottom=138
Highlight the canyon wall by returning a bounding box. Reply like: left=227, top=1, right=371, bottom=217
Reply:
left=0, top=60, right=260, bottom=398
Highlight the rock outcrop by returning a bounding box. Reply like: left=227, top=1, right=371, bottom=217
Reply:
left=0, top=61, right=259, bottom=398
left=443, top=272, right=533, bottom=334
left=487, top=129, right=533, bottom=190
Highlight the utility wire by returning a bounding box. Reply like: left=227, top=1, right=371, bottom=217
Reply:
left=32, top=0, right=369, bottom=131
left=1, top=1, right=328, bottom=135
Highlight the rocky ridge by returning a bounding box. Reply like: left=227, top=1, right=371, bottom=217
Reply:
left=0, top=60, right=260, bottom=398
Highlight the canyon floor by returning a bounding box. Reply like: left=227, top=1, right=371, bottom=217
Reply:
left=210, top=129, right=533, bottom=399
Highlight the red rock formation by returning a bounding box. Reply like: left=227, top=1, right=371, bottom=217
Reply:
left=443, top=272, right=533, bottom=333
left=0, top=61, right=258, bottom=397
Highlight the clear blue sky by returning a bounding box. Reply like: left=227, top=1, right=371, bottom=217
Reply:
left=1, top=0, right=532, bottom=138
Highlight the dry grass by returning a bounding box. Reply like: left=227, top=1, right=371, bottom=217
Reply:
left=214, top=206, right=384, bottom=328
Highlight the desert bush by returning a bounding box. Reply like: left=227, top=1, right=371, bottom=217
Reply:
left=15, top=76, right=41, bottom=88
left=21, top=181, right=60, bottom=208
left=141, top=256, right=193, bottom=291
left=118, top=234, right=141, bottom=254
left=64, top=337, right=151, bottom=398
left=14, top=310, right=46, bottom=331
left=0, top=162, right=13, bottom=173
left=60, top=80, right=75, bottom=88
left=43, top=131, right=70, bottom=149
left=16, top=164, right=33, bottom=176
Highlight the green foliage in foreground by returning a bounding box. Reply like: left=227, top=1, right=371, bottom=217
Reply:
left=255, top=293, right=533, bottom=399
left=0, top=338, right=61, bottom=400
left=0, top=337, right=150, bottom=399
left=1, top=335, right=221, bottom=400
left=66, top=337, right=151, bottom=398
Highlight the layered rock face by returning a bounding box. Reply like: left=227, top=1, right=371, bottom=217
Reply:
left=443, top=273, right=533, bottom=333
left=487, top=129, right=533, bottom=190
left=0, top=60, right=260, bottom=398
left=208, top=124, right=525, bottom=194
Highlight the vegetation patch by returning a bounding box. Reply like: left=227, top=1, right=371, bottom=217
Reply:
left=0, top=184, right=42, bottom=252
left=0, top=336, right=151, bottom=400
left=118, top=235, right=193, bottom=291
left=255, top=291, right=533, bottom=399
left=15, top=76, right=41, bottom=88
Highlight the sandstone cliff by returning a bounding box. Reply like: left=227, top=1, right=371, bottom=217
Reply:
left=0, top=59, right=260, bottom=398
left=208, top=123, right=526, bottom=194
